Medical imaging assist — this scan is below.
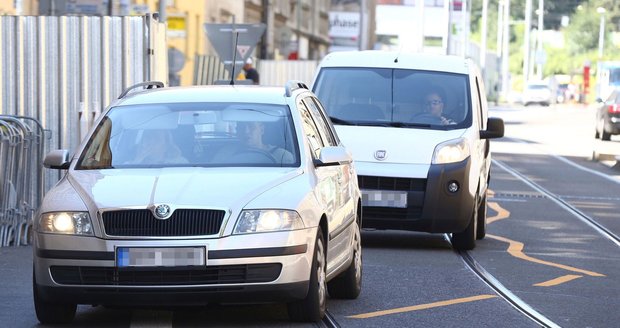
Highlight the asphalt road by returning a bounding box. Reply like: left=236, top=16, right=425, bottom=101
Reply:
left=1, top=103, right=618, bottom=327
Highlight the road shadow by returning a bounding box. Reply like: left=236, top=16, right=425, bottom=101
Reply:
left=361, top=230, right=451, bottom=250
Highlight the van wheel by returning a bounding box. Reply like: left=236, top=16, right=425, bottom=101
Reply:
left=451, top=196, right=477, bottom=250
left=476, top=195, right=487, bottom=240
left=33, top=272, right=76, bottom=324
left=288, top=229, right=326, bottom=322
left=327, top=220, right=362, bottom=299
left=602, top=128, right=611, bottom=141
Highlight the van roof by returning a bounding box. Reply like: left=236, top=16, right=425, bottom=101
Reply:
left=318, top=51, right=471, bottom=75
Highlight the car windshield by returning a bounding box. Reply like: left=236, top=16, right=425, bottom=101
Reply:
left=313, top=67, right=471, bottom=129
left=75, top=102, right=300, bottom=169
left=527, top=84, right=549, bottom=90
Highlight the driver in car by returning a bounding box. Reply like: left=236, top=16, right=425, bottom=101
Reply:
left=212, top=121, right=294, bottom=164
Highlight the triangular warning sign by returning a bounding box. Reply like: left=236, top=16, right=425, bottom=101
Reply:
left=237, top=45, right=250, bottom=58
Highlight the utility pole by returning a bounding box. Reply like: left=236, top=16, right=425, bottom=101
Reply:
left=442, top=0, right=451, bottom=55
left=523, top=0, right=532, bottom=84
left=536, top=0, right=544, bottom=80
left=501, top=0, right=510, bottom=100
left=480, top=0, right=488, bottom=73
left=461, top=0, right=468, bottom=57
left=417, top=0, right=425, bottom=52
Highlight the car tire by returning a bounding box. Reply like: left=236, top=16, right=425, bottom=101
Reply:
left=451, top=195, right=477, bottom=250
left=327, top=220, right=362, bottom=299
left=602, top=128, right=612, bottom=141
left=33, top=272, right=76, bottom=324
left=476, top=194, right=487, bottom=240
left=287, top=229, right=327, bottom=322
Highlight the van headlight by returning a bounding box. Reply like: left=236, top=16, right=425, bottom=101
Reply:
left=432, top=138, right=470, bottom=164
left=39, top=212, right=94, bottom=235
left=234, top=210, right=305, bottom=234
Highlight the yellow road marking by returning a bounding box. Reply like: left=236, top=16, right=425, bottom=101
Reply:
left=347, top=294, right=497, bottom=319
left=534, top=274, right=583, bottom=287
left=487, top=234, right=605, bottom=277
left=487, top=201, right=510, bottom=224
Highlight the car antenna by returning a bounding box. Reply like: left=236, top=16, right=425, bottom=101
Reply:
left=229, top=31, right=240, bottom=85
left=394, top=44, right=404, bottom=63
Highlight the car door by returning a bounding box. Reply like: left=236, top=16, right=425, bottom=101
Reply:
left=297, top=96, right=350, bottom=275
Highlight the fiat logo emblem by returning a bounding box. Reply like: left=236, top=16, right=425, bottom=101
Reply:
left=374, top=150, right=387, bottom=161
left=154, top=204, right=171, bottom=219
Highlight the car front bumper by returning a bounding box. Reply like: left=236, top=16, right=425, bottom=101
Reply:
left=33, top=227, right=317, bottom=306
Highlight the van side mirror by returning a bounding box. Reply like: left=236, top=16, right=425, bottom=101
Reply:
left=480, top=117, right=504, bottom=139
left=596, top=97, right=603, bottom=103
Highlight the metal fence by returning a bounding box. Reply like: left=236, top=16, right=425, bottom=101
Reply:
left=193, top=56, right=319, bottom=87
left=0, top=115, right=47, bottom=247
left=0, top=14, right=167, bottom=246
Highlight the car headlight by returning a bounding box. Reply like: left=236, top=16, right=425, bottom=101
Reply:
left=233, top=210, right=304, bottom=234
left=432, top=138, right=470, bottom=164
left=39, top=212, right=94, bottom=235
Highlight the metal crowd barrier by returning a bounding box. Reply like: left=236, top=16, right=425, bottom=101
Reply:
left=0, top=115, right=47, bottom=247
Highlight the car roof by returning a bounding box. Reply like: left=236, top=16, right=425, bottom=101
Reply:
left=317, top=50, right=471, bottom=75
left=115, top=85, right=296, bottom=106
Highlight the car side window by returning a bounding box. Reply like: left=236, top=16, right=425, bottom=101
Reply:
left=303, top=97, right=337, bottom=147
left=298, top=99, right=325, bottom=159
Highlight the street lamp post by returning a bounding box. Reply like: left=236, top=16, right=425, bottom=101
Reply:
left=597, top=7, right=606, bottom=59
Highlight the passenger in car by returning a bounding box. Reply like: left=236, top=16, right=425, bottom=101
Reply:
left=129, top=129, right=189, bottom=165
left=418, top=87, right=456, bottom=125
left=212, top=121, right=294, bottom=164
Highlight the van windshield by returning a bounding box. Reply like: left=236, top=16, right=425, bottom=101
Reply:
left=313, top=67, right=471, bottom=129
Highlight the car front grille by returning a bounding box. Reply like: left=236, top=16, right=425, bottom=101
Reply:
left=50, top=264, right=282, bottom=286
left=358, top=176, right=426, bottom=192
left=102, top=209, right=225, bottom=237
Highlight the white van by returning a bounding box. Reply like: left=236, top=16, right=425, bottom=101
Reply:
left=311, top=51, right=504, bottom=250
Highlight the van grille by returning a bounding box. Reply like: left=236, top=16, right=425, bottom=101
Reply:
left=102, top=209, right=225, bottom=237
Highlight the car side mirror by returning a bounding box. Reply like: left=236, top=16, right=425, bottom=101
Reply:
left=43, top=149, right=71, bottom=169
left=480, top=117, right=504, bottom=139
left=596, top=97, right=603, bottom=103
left=315, top=146, right=352, bottom=167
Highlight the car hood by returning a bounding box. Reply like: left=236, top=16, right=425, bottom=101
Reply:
left=68, top=167, right=302, bottom=210
left=334, top=125, right=466, bottom=164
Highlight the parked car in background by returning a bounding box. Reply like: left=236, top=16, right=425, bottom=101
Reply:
left=312, top=51, right=504, bottom=250
left=33, top=81, right=362, bottom=324
left=595, top=88, right=620, bottom=140
left=522, top=82, right=552, bottom=106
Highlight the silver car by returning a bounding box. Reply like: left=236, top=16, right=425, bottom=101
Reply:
left=33, top=81, right=362, bottom=323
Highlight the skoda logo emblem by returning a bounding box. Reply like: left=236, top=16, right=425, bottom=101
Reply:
left=154, top=204, right=171, bottom=219
left=374, top=150, right=387, bottom=161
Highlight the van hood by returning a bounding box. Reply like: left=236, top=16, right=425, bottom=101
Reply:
left=334, top=125, right=466, bottom=164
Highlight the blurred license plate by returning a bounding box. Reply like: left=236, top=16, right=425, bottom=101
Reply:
left=116, top=247, right=206, bottom=267
left=362, top=190, right=408, bottom=208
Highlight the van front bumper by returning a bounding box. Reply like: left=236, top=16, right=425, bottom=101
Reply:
left=359, top=158, right=475, bottom=233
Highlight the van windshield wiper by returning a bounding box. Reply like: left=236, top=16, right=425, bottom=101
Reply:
left=328, top=116, right=354, bottom=125
left=388, top=121, right=432, bottom=128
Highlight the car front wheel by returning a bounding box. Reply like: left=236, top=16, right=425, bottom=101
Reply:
left=288, top=229, right=327, bottom=322
left=33, top=272, right=76, bottom=324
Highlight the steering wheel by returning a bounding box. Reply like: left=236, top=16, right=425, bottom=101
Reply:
left=412, top=112, right=444, bottom=125
left=232, top=147, right=278, bottom=163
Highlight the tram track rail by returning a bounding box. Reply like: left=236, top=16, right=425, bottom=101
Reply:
left=493, top=159, right=620, bottom=248
left=450, top=157, right=620, bottom=328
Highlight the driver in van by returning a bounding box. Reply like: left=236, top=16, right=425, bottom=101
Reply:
left=422, top=87, right=456, bottom=125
